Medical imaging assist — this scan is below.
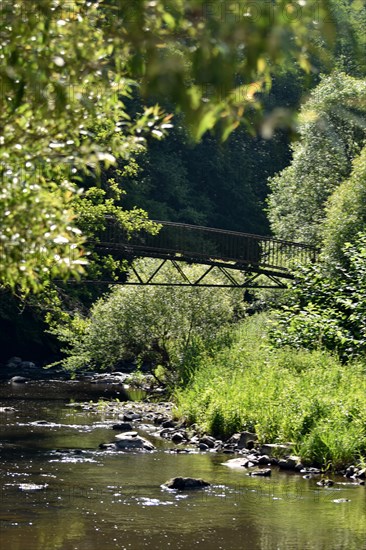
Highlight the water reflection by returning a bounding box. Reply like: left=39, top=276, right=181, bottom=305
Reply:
left=0, top=381, right=365, bottom=550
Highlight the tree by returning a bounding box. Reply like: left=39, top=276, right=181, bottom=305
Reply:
left=267, top=73, right=366, bottom=245
left=270, top=232, right=366, bottom=359
left=1, top=0, right=345, bottom=291
left=322, top=145, right=366, bottom=264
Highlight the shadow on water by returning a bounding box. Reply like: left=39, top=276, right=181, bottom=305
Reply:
left=1, top=380, right=366, bottom=550
left=0, top=379, right=133, bottom=402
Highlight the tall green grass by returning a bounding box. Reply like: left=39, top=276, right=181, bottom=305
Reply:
left=174, top=314, right=366, bottom=469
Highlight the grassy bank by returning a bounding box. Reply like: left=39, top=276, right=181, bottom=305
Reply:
left=174, top=315, right=366, bottom=470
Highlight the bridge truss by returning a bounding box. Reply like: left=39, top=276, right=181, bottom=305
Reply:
left=90, top=218, right=318, bottom=289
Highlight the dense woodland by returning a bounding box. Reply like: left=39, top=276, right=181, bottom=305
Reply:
left=1, top=0, right=366, bottom=468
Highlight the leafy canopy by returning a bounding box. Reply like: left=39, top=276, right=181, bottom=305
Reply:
left=267, top=73, right=366, bottom=245
left=1, top=0, right=343, bottom=291
left=270, top=232, right=366, bottom=359
left=322, top=145, right=366, bottom=264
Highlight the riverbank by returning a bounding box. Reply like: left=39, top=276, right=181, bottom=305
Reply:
left=2, top=379, right=366, bottom=550
left=2, top=313, right=366, bottom=473
left=1, top=372, right=365, bottom=486
left=174, top=315, right=366, bottom=473
left=76, top=397, right=366, bottom=482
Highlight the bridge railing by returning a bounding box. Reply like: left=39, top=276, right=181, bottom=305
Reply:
left=95, top=217, right=317, bottom=273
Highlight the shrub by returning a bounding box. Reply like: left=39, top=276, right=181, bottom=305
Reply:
left=175, top=314, right=366, bottom=468
left=270, top=232, right=366, bottom=359
left=48, top=259, right=243, bottom=383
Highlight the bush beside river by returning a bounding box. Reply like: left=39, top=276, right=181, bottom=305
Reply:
left=174, top=315, right=366, bottom=471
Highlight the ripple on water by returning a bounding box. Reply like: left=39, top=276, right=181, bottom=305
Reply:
left=47, top=450, right=99, bottom=464
left=135, top=497, right=175, bottom=507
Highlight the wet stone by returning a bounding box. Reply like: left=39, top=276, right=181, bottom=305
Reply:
left=278, top=456, right=302, bottom=471
left=114, top=432, right=155, bottom=451
left=0, top=407, right=16, bottom=413
left=317, top=479, right=334, bottom=487
left=301, top=468, right=322, bottom=475
left=10, top=376, right=29, bottom=384
left=171, top=432, right=185, bottom=444
left=112, top=422, right=133, bottom=432
left=161, top=420, right=178, bottom=429
left=199, top=436, right=216, bottom=448
left=164, top=477, right=210, bottom=490
left=18, top=483, right=48, bottom=492
left=257, top=455, right=271, bottom=466
left=249, top=469, right=272, bottom=477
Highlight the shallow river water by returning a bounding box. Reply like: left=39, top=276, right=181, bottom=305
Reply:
left=0, top=381, right=365, bottom=550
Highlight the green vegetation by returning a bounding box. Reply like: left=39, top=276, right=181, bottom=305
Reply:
left=267, top=72, right=366, bottom=246
left=2, top=0, right=366, bottom=470
left=47, top=260, right=243, bottom=383
left=175, top=315, right=366, bottom=469
left=1, top=0, right=340, bottom=292
left=270, top=233, right=366, bottom=359
left=323, top=147, right=366, bottom=264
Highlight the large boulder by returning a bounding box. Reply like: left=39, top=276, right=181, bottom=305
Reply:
left=164, top=477, right=210, bottom=490
left=114, top=431, right=155, bottom=451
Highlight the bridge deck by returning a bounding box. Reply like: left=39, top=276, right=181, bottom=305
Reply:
left=93, top=218, right=317, bottom=286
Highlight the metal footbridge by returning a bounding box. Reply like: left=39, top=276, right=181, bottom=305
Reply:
left=91, top=217, right=317, bottom=289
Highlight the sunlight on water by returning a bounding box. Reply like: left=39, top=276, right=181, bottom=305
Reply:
left=0, top=381, right=365, bottom=550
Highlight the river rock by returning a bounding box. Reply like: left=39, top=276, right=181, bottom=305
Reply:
left=123, top=412, right=141, bottom=422
left=257, top=455, right=271, bottom=466
left=6, top=356, right=22, bottom=368
left=10, top=376, right=29, bottom=384
left=99, top=443, right=116, bottom=450
left=114, top=432, right=155, bottom=451
left=18, top=483, right=48, bottom=491
left=112, top=422, right=133, bottom=432
left=0, top=406, right=16, bottom=413
left=164, top=477, right=210, bottom=490
left=317, top=479, right=334, bottom=487
left=20, top=361, right=36, bottom=370
left=161, top=420, right=178, bottom=429
left=223, top=457, right=255, bottom=469
left=301, top=467, right=322, bottom=475
left=227, top=431, right=258, bottom=450
left=249, top=468, right=272, bottom=477
left=199, top=435, right=216, bottom=448
left=153, top=414, right=170, bottom=425
left=278, top=456, right=302, bottom=471
left=171, top=432, right=185, bottom=444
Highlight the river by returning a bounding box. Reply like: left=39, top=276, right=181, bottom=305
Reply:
left=1, top=380, right=365, bottom=550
